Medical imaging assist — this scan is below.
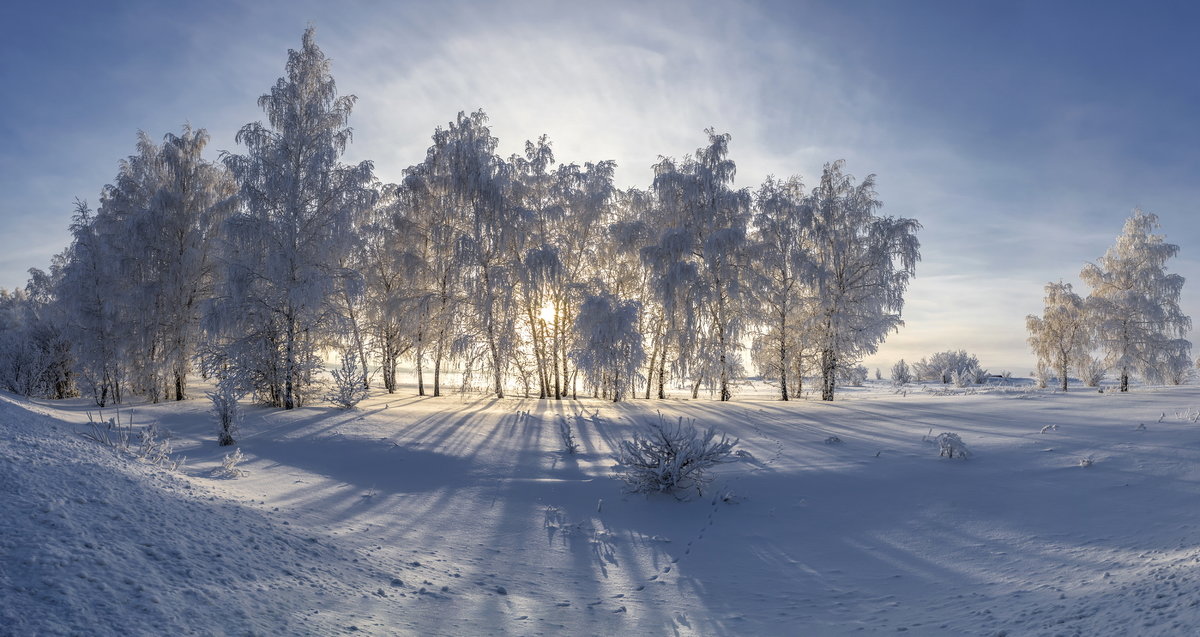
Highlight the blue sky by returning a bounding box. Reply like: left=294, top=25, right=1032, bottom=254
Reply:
left=2, top=0, right=1198, bottom=375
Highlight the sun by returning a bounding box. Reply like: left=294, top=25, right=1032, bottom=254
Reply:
left=538, top=301, right=556, bottom=323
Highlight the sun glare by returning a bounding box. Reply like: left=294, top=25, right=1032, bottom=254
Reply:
left=538, top=302, right=556, bottom=323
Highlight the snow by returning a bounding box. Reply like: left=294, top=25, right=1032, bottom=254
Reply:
left=6, top=382, right=1200, bottom=635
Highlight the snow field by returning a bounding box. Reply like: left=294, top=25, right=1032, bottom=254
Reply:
left=5, top=383, right=1200, bottom=635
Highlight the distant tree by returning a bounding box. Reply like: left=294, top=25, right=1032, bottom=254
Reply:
left=1026, top=282, right=1092, bottom=392
left=806, top=161, right=920, bottom=401
left=1080, top=210, right=1191, bottom=392
left=890, top=359, right=911, bottom=385
left=215, top=27, right=376, bottom=409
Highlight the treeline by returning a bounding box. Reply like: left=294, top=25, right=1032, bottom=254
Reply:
left=0, top=28, right=920, bottom=408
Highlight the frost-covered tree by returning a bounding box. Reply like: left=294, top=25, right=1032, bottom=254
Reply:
left=609, top=187, right=675, bottom=400
left=749, top=175, right=811, bottom=400
left=806, top=161, right=920, bottom=401
left=96, top=127, right=235, bottom=402
left=396, top=157, right=459, bottom=397
left=58, top=200, right=125, bottom=406
left=359, top=185, right=410, bottom=394
left=1026, top=282, right=1091, bottom=392
left=1080, top=210, right=1191, bottom=392
left=214, top=27, right=376, bottom=408
left=643, top=130, right=752, bottom=401
left=572, top=293, right=644, bottom=402
left=0, top=283, right=71, bottom=398
left=443, top=111, right=518, bottom=398
left=546, top=158, right=616, bottom=399
left=891, top=359, right=911, bottom=385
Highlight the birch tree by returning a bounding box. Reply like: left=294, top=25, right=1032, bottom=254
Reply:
left=215, top=27, right=376, bottom=409
left=1026, top=282, right=1091, bottom=392
left=749, top=175, right=811, bottom=400
left=806, top=161, right=920, bottom=401
left=644, top=130, right=752, bottom=401
left=1080, top=209, right=1191, bottom=391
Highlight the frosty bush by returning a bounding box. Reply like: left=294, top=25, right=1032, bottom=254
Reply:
left=214, top=447, right=247, bottom=478
left=891, top=359, right=912, bottom=385
left=80, top=409, right=181, bottom=470
left=914, top=350, right=985, bottom=384
left=613, top=414, right=738, bottom=496
left=327, top=347, right=369, bottom=409
left=935, top=432, right=970, bottom=459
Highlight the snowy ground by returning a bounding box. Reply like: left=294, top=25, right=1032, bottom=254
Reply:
left=5, top=380, right=1200, bottom=635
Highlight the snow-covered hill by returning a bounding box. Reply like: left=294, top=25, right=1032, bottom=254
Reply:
left=5, top=383, right=1200, bottom=635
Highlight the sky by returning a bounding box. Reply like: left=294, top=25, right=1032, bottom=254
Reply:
left=2, top=0, right=1199, bottom=376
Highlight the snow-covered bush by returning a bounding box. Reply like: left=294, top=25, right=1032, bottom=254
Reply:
left=935, top=432, right=970, bottom=459
left=557, top=416, right=579, bottom=454
left=215, top=447, right=247, bottom=478
left=914, top=350, right=985, bottom=384
left=891, top=359, right=912, bottom=385
left=613, top=414, right=738, bottom=496
left=326, top=347, right=369, bottom=409
left=950, top=369, right=973, bottom=388
left=79, top=409, right=181, bottom=470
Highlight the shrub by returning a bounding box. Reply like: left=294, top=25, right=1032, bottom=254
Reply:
left=214, top=447, right=247, bottom=478
left=914, top=350, right=985, bottom=384
left=935, top=432, right=970, bottom=459
left=891, top=359, right=912, bottom=386
left=613, top=414, right=738, bottom=496
left=79, top=409, right=181, bottom=470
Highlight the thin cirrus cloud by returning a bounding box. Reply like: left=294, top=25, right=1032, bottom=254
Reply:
left=1, top=0, right=1198, bottom=378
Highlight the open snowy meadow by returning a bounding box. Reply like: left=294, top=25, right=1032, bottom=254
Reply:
left=6, top=381, right=1200, bottom=636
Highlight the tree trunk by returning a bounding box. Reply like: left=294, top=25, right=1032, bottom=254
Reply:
left=778, top=310, right=789, bottom=401
left=414, top=332, right=423, bottom=396
left=552, top=306, right=562, bottom=401
left=821, top=348, right=836, bottom=401
left=657, top=347, right=667, bottom=399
